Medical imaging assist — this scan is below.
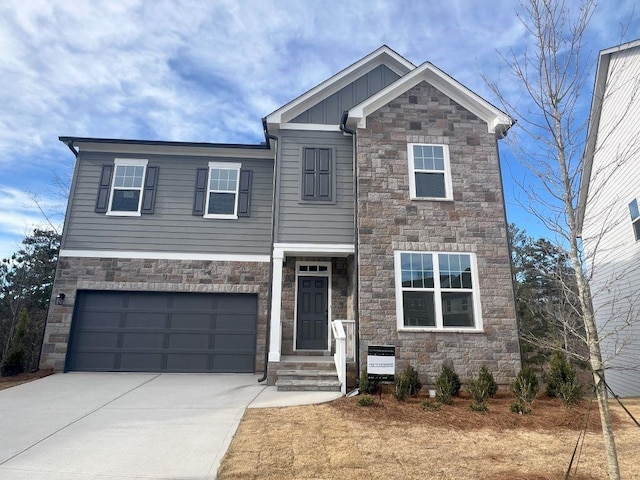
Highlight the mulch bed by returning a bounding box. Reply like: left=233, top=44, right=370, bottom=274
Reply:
left=0, top=368, right=54, bottom=391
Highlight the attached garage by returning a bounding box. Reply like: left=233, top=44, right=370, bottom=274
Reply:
left=66, top=290, right=257, bottom=373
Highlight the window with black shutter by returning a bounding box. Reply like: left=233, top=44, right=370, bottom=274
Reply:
left=96, top=159, right=156, bottom=216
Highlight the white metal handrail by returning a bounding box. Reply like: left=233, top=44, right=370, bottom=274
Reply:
left=331, top=320, right=347, bottom=395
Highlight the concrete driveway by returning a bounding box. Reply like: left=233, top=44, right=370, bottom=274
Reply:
left=0, top=373, right=268, bottom=479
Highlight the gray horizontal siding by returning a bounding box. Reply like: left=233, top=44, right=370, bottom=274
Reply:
left=277, top=130, right=354, bottom=244
left=63, top=152, right=273, bottom=255
left=291, top=65, right=400, bottom=125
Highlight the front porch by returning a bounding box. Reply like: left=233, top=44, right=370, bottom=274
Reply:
left=267, top=244, right=357, bottom=390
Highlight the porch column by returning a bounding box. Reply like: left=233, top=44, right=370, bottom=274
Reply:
left=268, top=250, right=284, bottom=362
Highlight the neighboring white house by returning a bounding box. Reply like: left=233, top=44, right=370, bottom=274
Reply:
left=579, top=39, right=640, bottom=398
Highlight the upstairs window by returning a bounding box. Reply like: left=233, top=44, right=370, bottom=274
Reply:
left=205, top=162, right=241, bottom=218
left=301, top=147, right=334, bottom=202
left=407, top=144, right=452, bottom=200
left=629, top=199, right=640, bottom=241
left=96, top=159, right=158, bottom=216
left=394, top=251, right=481, bottom=331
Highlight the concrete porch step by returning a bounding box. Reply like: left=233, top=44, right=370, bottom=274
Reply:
left=276, top=378, right=342, bottom=392
left=277, top=369, right=339, bottom=381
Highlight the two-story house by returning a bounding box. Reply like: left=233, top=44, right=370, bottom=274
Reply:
left=578, top=39, right=640, bottom=398
left=40, top=46, right=521, bottom=390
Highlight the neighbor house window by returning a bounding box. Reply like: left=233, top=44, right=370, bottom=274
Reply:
left=301, top=147, right=334, bottom=202
left=629, top=199, right=640, bottom=241
left=107, top=159, right=148, bottom=216
left=394, top=251, right=481, bottom=330
left=407, top=144, right=452, bottom=200
left=205, top=162, right=241, bottom=218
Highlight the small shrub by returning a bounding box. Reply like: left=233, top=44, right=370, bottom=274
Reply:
left=545, top=352, right=583, bottom=407
left=511, top=367, right=539, bottom=405
left=510, top=400, right=532, bottom=415
left=469, top=400, right=489, bottom=413
left=421, top=399, right=442, bottom=411
left=479, top=365, right=498, bottom=398
left=1, top=346, right=26, bottom=377
left=394, top=365, right=422, bottom=401
left=359, top=370, right=379, bottom=394
left=358, top=395, right=374, bottom=407
left=436, top=364, right=461, bottom=404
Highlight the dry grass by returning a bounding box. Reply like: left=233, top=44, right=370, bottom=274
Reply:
left=0, top=368, right=53, bottom=391
left=218, top=393, right=640, bottom=480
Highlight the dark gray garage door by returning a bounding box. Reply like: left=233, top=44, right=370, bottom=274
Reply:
left=67, top=290, right=257, bottom=373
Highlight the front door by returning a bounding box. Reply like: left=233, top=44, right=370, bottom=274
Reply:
left=296, top=276, right=329, bottom=350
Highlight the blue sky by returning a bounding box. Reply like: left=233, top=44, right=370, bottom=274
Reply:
left=0, top=0, right=638, bottom=259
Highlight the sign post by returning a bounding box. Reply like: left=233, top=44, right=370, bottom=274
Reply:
left=367, top=345, right=395, bottom=399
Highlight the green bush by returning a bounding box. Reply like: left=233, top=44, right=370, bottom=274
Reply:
left=421, top=399, right=442, bottom=411
left=358, top=395, right=375, bottom=407
left=359, top=370, right=379, bottom=394
left=511, top=367, right=539, bottom=405
left=469, top=400, right=489, bottom=413
left=510, top=400, right=532, bottom=415
left=1, top=346, right=26, bottom=377
left=394, top=365, right=422, bottom=401
left=436, top=364, right=461, bottom=404
left=479, top=365, right=498, bottom=398
left=545, top=352, right=583, bottom=406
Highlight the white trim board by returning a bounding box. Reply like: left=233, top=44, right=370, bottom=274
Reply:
left=273, top=243, right=355, bottom=258
left=59, top=249, right=270, bottom=263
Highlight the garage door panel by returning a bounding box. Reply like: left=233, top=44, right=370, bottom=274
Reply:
left=125, top=313, right=167, bottom=329
left=216, top=314, right=256, bottom=330
left=166, top=353, right=209, bottom=371
left=68, top=291, right=257, bottom=373
left=169, top=333, right=210, bottom=349
left=122, top=332, right=165, bottom=349
left=170, top=313, right=212, bottom=330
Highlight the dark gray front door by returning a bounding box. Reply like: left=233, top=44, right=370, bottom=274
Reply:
left=67, top=290, right=257, bottom=373
left=296, top=276, right=328, bottom=350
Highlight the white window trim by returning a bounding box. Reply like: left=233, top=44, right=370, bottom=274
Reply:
left=293, top=261, right=332, bottom=352
left=394, top=251, right=483, bottom=332
left=204, top=161, right=241, bottom=219
left=106, top=158, right=148, bottom=217
left=407, top=143, right=453, bottom=201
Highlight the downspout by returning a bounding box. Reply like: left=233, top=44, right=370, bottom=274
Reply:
left=340, top=112, right=361, bottom=382
left=64, top=140, right=79, bottom=158
left=258, top=118, right=279, bottom=383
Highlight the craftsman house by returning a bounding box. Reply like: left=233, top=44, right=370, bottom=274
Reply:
left=578, top=39, right=640, bottom=397
left=40, top=46, right=521, bottom=391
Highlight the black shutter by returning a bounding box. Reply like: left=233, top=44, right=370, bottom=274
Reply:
left=301, top=148, right=332, bottom=201
left=95, top=165, right=113, bottom=213
left=193, top=168, right=208, bottom=215
left=238, top=169, right=253, bottom=217
left=141, top=166, right=159, bottom=214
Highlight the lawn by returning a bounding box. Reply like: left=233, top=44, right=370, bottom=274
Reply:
left=217, top=392, right=640, bottom=480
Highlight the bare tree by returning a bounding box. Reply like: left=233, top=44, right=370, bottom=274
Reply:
left=484, top=1, right=640, bottom=478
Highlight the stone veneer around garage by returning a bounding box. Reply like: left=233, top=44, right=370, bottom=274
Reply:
left=40, top=256, right=270, bottom=372
left=355, top=80, right=521, bottom=385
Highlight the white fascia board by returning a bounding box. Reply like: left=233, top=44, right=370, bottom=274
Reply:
left=266, top=46, right=415, bottom=127
left=347, top=62, right=512, bottom=135
left=75, top=142, right=273, bottom=159
left=279, top=123, right=342, bottom=132
left=59, top=249, right=270, bottom=263
left=273, top=243, right=355, bottom=258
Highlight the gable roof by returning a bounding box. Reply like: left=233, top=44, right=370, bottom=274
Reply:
left=265, top=46, right=415, bottom=128
left=576, top=39, right=640, bottom=233
left=346, top=61, right=512, bottom=136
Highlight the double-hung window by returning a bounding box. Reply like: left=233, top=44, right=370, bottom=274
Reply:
left=107, top=159, right=148, bottom=216
left=394, top=251, right=481, bottom=331
left=205, top=162, right=241, bottom=218
left=407, top=144, right=452, bottom=200
left=629, top=199, right=640, bottom=241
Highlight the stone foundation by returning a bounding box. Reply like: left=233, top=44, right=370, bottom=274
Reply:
left=40, top=256, right=270, bottom=372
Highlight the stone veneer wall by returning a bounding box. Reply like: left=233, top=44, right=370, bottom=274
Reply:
left=356, top=81, right=521, bottom=385
left=280, top=256, right=352, bottom=355
left=40, top=256, right=270, bottom=372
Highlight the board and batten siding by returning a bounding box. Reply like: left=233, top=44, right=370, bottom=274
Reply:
left=291, top=64, right=400, bottom=125
left=63, top=151, right=273, bottom=255
left=582, top=45, right=640, bottom=397
left=276, top=130, right=354, bottom=244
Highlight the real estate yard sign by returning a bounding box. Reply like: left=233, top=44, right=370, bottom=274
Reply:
left=367, top=345, right=395, bottom=382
